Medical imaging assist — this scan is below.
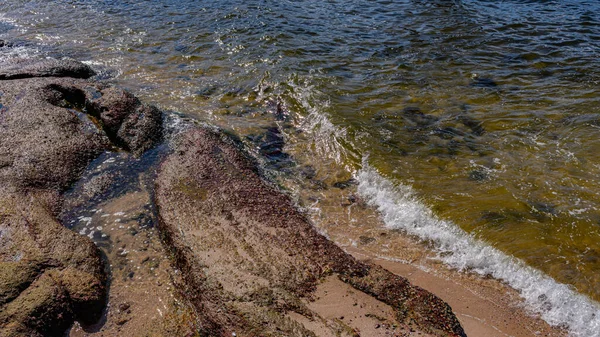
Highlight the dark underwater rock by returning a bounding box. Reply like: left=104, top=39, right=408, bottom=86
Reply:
left=458, top=115, right=485, bottom=136
left=332, top=178, right=358, bottom=189
left=469, top=77, right=498, bottom=88
left=155, top=127, right=467, bottom=337
left=402, top=106, right=439, bottom=128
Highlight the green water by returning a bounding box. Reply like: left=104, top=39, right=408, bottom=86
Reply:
left=1, top=0, right=599, bottom=327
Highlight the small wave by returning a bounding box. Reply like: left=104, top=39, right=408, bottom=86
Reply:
left=356, top=164, right=600, bottom=337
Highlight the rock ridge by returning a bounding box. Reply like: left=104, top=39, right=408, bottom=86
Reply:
left=155, top=128, right=467, bottom=337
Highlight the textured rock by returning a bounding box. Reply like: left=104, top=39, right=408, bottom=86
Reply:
left=0, top=78, right=110, bottom=190
left=91, top=87, right=163, bottom=154
left=155, top=128, right=467, bottom=337
left=0, top=190, right=106, bottom=337
left=0, top=59, right=164, bottom=336
left=0, top=58, right=96, bottom=80
left=0, top=78, right=163, bottom=191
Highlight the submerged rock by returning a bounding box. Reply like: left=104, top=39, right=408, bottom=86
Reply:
left=155, top=128, right=467, bottom=337
left=469, top=77, right=498, bottom=88
left=402, top=106, right=439, bottom=128
left=332, top=178, right=358, bottom=189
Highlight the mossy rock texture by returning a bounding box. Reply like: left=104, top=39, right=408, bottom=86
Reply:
left=155, top=128, right=467, bottom=337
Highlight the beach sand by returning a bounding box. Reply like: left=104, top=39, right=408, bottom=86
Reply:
left=288, top=172, right=569, bottom=337
left=351, top=248, right=566, bottom=337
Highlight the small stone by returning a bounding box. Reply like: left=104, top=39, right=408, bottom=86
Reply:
left=118, top=302, right=131, bottom=312
left=116, top=317, right=129, bottom=326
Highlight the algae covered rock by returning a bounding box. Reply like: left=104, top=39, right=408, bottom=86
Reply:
left=155, top=128, right=467, bottom=337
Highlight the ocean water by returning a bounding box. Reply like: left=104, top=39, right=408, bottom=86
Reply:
left=1, top=0, right=599, bottom=335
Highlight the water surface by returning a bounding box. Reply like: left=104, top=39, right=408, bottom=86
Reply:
left=1, top=0, right=599, bottom=334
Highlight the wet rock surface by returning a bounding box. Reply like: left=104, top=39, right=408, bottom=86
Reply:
left=155, top=128, right=467, bottom=337
left=0, top=77, right=110, bottom=190
left=0, top=58, right=164, bottom=336
left=0, top=189, right=106, bottom=337
left=90, top=87, right=163, bottom=155
left=0, top=58, right=96, bottom=80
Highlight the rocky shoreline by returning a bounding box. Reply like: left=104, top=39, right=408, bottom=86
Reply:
left=0, top=53, right=467, bottom=336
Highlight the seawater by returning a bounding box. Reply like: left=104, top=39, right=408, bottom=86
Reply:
left=1, top=0, right=599, bottom=335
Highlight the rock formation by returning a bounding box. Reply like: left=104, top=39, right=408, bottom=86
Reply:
left=0, top=54, right=466, bottom=337
left=0, top=57, right=162, bottom=336
left=155, top=128, right=466, bottom=337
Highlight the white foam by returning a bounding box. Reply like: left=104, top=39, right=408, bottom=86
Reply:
left=356, top=164, right=600, bottom=337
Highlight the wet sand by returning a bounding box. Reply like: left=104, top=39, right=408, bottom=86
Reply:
left=67, top=191, right=197, bottom=337
left=284, top=169, right=569, bottom=337
left=349, top=248, right=566, bottom=337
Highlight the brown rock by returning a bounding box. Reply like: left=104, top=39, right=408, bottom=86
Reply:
left=155, top=128, right=467, bottom=337
left=0, top=190, right=106, bottom=337
left=0, top=78, right=110, bottom=190
left=91, top=87, right=163, bottom=155
left=0, top=78, right=163, bottom=191
left=0, top=59, right=164, bottom=336
left=115, top=103, right=163, bottom=155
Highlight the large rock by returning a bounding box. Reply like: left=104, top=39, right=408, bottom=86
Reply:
left=155, top=128, right=467, bottom=337
left=0, top=60, right=164, bottom=336
left=0, top=77, right=163, bottom=189
left=0, top=189, right=106, bottom=337
left=0, top=78, right=110, bottom=190
left=0, top=58, right=96, bottom=80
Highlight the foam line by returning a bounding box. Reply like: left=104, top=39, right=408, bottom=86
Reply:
left=356, top=164, right=600, bottom=337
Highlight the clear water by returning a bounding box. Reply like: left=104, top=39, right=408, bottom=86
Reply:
left=1, top=0, right=599, bottom=335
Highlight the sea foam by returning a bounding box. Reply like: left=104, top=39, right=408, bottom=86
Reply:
left=356, top=164, right=600, bottom=337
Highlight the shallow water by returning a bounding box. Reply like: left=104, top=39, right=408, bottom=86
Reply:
left=1, top=0, right=599, bottom=335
